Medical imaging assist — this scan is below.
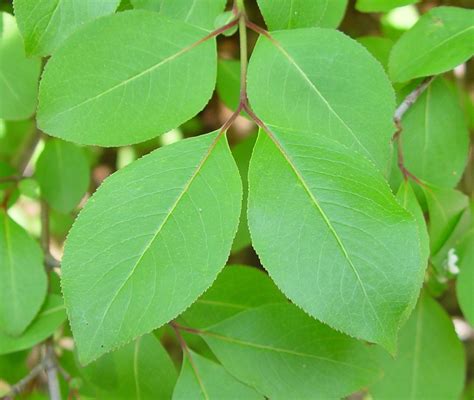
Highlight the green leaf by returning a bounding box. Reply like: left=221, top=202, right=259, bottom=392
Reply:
left=82, top=334, right=177, bottom=399
left=248, top=129, right=423, bottom=350
left=256, top=0, right=348, bottom=30
left=396, top=78, right=469, bottom=188
left=424, top=186, right=469, bottom=255
left=0, top=351, right=28, bottom=383
left=216, top=59, right=241, bottom=113
left=370, top=293, right=465, bottom=399
left=173, top=350, right=262, bottom=400
left=0, top=210, right=47, bottom=336
left=61, top=132, right=242, bottom=364
left=202, top=303, right=380, bottom=399
left=247, top=28, right=395, bottom=172
left=389, top=6, right=474, bottom=82
left=0, top=294, right=66, bottom=355
left=357, top=36, right=394, bottom=71
left=396, top=181, right=429, bottom=265
left=231, top=134, right=256, bottom=252
left=38, top=11, right=217, bottom=146
left=35, top=139, right=90, bottom=213
left=180, top=265, right=286, bottom=329
left=13, top=0, right=121, bottom=56
left=456, top=227, right=474, bottom=326
left=0, top=119, right=34, bottom=163
left=132, top=0, right=227, bottom=31
left=356, top=0, right=419, bottom=13
left=0, top=12, right=41, bottom=120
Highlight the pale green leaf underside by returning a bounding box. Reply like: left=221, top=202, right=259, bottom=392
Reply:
left=180, top=265, right=286, bottom=329
left=0, top=12, right=41, bottom=120
left=35, top=139, right=90, bottom=213
left=457, top=229, right=474, bottom=326
left=82, top=334, right=177, bottom=400
left=0, top=295, right=65, bottom=355
left=247, top=28, right=395, bottom=172
left=0, top=210, right=47, bottom=337
left=248, top=128, right=423, bottom=350
left=61, top=132, right=242, bottom=364
left=356, top=0, right=419, bottom=13
left=173, top=350, right=262, bottom=400
left=389, top=6, right=474, bottom=82
left=38, top=11, right=217, bottom=146
left=203, top=303, right=380, bottom=399
left=131, top=0, right=227, bottom=31
left=370, top=293, right=465, bottom=400
left=256, top=0, right=348, bottom=30
left=397, top=78, right=469, bottom=188
left=13, top=0, right=120, bottom=56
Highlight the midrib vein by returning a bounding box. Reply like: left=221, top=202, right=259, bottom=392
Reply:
left=205, top=331, right=374, bottom=371
left=87, top=134, right=223, bottom=355
left=265, top=132, right=384, bottom=331
left=267, top=36, right=371, bottom=158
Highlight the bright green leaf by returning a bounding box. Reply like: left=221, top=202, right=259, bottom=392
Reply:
left=456, top=228, right=474, bottom=326
left=180, top=265, right=286, bottom=328
left=173, top=350, right=262, bottom=400
left=35, top=139, right=90, bottom=213
left=396, top=181, right=429, bottom=265
left=0, top=294, right=66, bottom=355
left=370, top=293, right=465, bottom=399
left=0, top=209, right=47, bottom=336
left=256, top=0, right=348, bottom=30
left=131, top=0, right=227, bottom=31
left=0, top=12, right=40, bottom=120
left=248, top=129, right=423, bottom=350
left=61, top=132, right=242, bottom=364
left=389, top=7, right=474, bottom=82
left=82, top=334, right=177, bottom=399
left=396, top=78, right=469, bottom=187
left=424, top=185, right=469, bottom=255
left=216, top=59, right=241, bottom=113
left=231, top=134, right=256, bottom=252
left=38, top=11, right=217, bottom=146
left=247, top=28, right=395, bottom=171
left=13, top=0, right=121, bottom=56
left=203, top=303, right=380, bottom=399
left=356, top=0, right=419, bottom=13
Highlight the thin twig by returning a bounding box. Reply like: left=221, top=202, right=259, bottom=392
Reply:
left=3, top=359, right=48, bottom=398
left=45, top=340, right=61, bottom=400
left=393, top=76, right=435, bottom=183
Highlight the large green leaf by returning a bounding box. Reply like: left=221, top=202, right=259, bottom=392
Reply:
left=456, top=227, right=474, bottom=326
left=180, top=265, right=286, bottom=329
left=389, top=7, right=474, bottom=82
left=0, top=12, right=40, bottom=120
left=38, top=10, right=217, bottom=146
left=130, top=0, right=227, bottom=31
left=395, top=78, right=469, bottom=187
left=356, top=0, right=419, bottom=13
left=0, top=295, right=66, bottom=355
left=247, top=28, right=395, bottom=172
left=173, top=350, right=262, bottom=400
left=248, top=128, right=423, bottom=350
left=396, top=181, right=429, bottom=265
left=202, top=303, right=380, bottom=399
left=424, top=186, right=469, bottom=255
left=82, top=334, right=177, bottom=399
left=13, top=0, right=120, bottom=56
left=370, top=293, right=465, bottom=399
left=35, top=139, right=90, bottom=213
left=0, top=210, right=47, bottom=336
left=61, top=132, right=242, bottom=364
left=256, top=0, right=348, bottom=30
